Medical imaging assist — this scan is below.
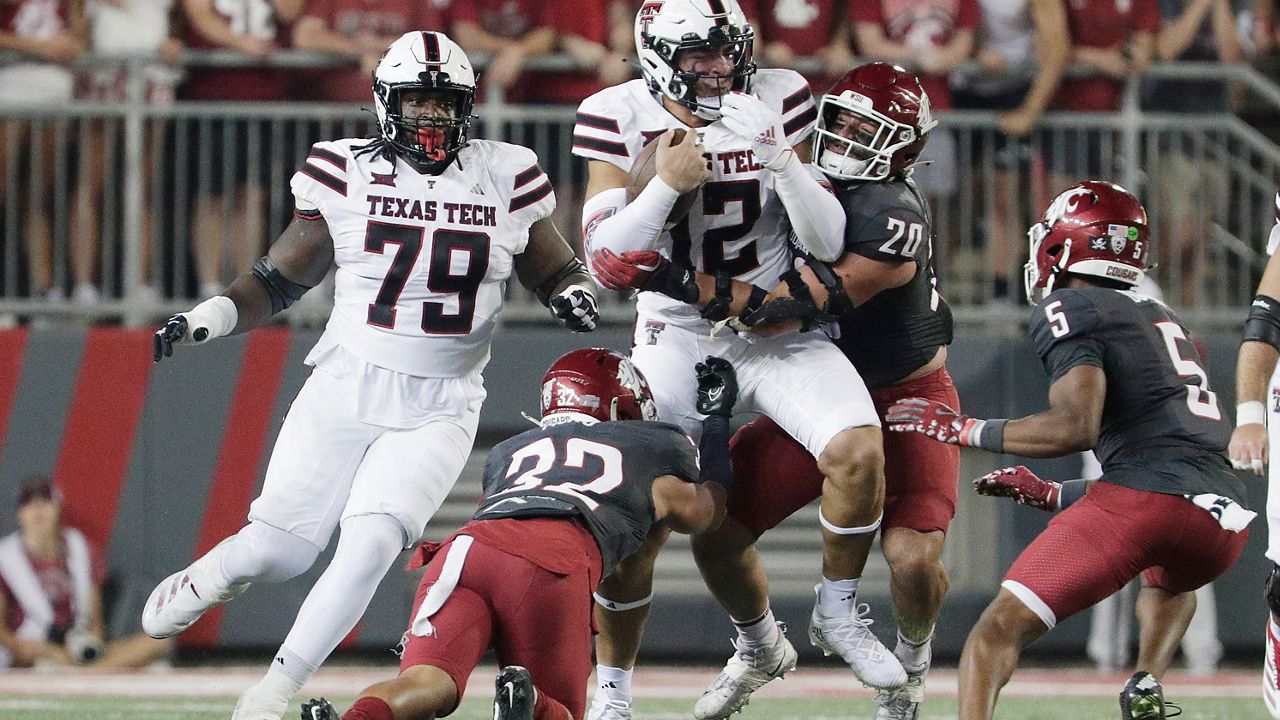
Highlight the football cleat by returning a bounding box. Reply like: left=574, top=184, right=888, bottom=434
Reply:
left=300, top=698, right=339, bottom=720
left=494, top=665, right=536, bottom=720
left=693, top=622, right=798, bottom=719
left=1266, top=617, right=1280, bottom=718
left=586, top=698, right=633, bottom=720
left=1119, top=671, right=1181, bottom=719
left=873, top=664, right=926, bottom=720
left=808, top=590, right=907, bottom=691
left=142, top=538, right=249, bottom=639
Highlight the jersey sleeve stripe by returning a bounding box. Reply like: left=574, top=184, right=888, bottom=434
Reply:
left=514, top=164, right=544, bottom=189
left=575, top=112, right=622, bottom=134
left=293, top=208, right=323, bottom=220
left=299, top=162, right=348, bottom=196
left=573, top=135, right=629, bottom=157
left=782, top=87, right=811, bottom=114
left=308, top=147, right=347, bottom=172
left=509, top=180, right=553, bottom=212
left=783, top=107, right=818, bottom=137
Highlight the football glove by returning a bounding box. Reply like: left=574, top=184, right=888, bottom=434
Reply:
left=885, top=397, right=985, bottom=446
left=590, top=248, right=699, bottom=304
left=300, top=698, right=339, bottom=720
left=695, top=355, right=738, bottom=418
left=973, top=466, right=1061, bottom=512
left=549, top=285, right=598, bottom=333
left=720, top=92, right=790, bottom=170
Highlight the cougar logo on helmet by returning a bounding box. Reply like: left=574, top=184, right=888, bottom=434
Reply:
left=814, top=62, right=937, bottom=182
left=541, top=348, right=658, bottom=423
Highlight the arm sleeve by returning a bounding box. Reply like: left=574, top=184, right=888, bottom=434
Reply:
left=582, top=179, right=679, bottom=256
left=1030, top=290, right=1106, bottom=380
left=771, top=155, right=845, bottom=262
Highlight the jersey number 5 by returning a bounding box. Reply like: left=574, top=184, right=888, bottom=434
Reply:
left=364, top=221, right=490, bottom=334
left=1154, top=321, right=1222, bottom=421
left=492, top=436, right=624, bottom=511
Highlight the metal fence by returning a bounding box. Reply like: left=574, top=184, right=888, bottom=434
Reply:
left=0, top=59, right=1277, bottom=330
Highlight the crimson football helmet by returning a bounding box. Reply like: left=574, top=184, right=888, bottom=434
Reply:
left=1024, top=181, right=1149, bottom=304
left=373, top=31, right=476, bottom=174
left=541, top=348, right=658, bottom=423
left=635, top=0, right=756, bottom=121
left=813, top=63, right=938, bottom=182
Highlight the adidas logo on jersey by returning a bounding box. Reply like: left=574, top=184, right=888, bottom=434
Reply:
left=471, top=184, right=485, bottom=196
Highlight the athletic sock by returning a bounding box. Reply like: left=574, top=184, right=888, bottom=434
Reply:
left=594, top=664, right=633, bottom=704
left=733, top=607, right=780, bottom=648
left=817, top=577, right=860, bottom=618
left=895, top=630, right=932, bottom=672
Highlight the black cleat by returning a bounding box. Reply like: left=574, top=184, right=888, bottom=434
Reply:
left=301, top=697, right=340, bottom=720
left=1119, top=671, right=1181, bottom=719
left=494, top=665, right=536, bottom=720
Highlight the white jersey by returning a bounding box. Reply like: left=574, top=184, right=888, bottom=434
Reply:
left=291, top=138, right=555, bottom=378
left=573, top=70, right=820, bottom=326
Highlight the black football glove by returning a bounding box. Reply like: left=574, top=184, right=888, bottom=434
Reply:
left=300, top=698, right=339, bottom=720
left=549, top=286, right=599, bottom=333
left=695, top=355, right=738, bottom=418
left=152, top=314, right=196, bottom=363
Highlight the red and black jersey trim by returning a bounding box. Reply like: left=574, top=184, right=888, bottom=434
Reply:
left=575, top=112, right=621, bottom=134
left=509, top=180, right=553, bottom=212
left=293, top=208, right=323, bottom=220
left=514, top=164, right=544, bottom=190
left=782, top=87, right=811, bottom=115
left=573, top=135, right=629, bottom=157
left=783, top=107, right=818, bottom=137
left=422, top=31, right=442, bottom=65
left=640, top=129, right=666, bottom=146
left=299, top=162, right=348, bottom=196
left=307, top=147, right=347, bottom=172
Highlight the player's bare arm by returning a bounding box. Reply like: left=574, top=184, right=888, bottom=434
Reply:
left=653, top=474, right=726, bottom=534
left=886, top=364, right=1106, bottom=457
left=514, top=217, right=599, bottom=332
left=152, top=217, right=334, bottom=362
left=1229, top=248, right=1280, bottom=472
left=182, top=0, right=271, bottom=54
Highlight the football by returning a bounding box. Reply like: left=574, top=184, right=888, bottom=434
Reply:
left=627, top=129, right=699, bottom=229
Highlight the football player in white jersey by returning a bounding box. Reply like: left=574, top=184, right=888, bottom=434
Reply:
left=1228, top=192, right=1280, bottom=719
left=141, top=31, right=598, bottom=720
left=572, top=2, right=904, bottom=718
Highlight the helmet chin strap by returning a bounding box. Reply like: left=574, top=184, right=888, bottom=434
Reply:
left=1047, top=236, right=1075, bottom=295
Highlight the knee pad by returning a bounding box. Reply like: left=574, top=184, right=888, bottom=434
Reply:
left=223, top=522, right=321, bottom=583
left=331, top=514, right=408, bottom=584
left=1265, top=563, right=1280, bottom=618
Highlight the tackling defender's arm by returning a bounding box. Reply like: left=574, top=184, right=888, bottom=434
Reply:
left=514, top=217, right=599, bottom=333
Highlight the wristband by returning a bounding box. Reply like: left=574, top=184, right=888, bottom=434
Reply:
left=1059, top=479, right=1089, bottom=510
left=972, top=418, right=1007, bottom=452
left=1238, top=400, right=1267, bottom=427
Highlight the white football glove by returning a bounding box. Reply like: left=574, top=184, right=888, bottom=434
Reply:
left=719, top=92, right=790, bottom=170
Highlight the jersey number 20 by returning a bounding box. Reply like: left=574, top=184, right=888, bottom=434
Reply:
left=364, top=221, right=490, bottom=334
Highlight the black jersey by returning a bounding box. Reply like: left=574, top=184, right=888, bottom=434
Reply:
left=1029, top=287, right=1247, bottom=504
left=829, top=177, right=953, bottom=388
left=473, top=419, right=700, bottom=577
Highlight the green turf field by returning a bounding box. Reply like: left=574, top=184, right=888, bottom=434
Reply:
left=0, top=694, right=1268, bottom=719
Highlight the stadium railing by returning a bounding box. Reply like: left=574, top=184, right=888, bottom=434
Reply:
left=0, top=54, right=1274, bottom=333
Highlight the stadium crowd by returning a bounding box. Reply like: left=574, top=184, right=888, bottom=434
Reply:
left=0, top=0, right=1268, bottom=308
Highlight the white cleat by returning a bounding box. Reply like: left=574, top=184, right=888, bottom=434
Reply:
left=874, top=663, right=927, bottom=720
left=1265, top=619, right=1280, bottom=719
left=141, top=538, right=249, bottom=639
left=230, top=688, right=290, bottom=720
left=693, top=622, right=798, bottom=720
left=808, top=594, right=907, bottom=691
left=586, top=698, right=632, bottom=720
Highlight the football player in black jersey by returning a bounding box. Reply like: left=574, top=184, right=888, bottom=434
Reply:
left=593, top=63, right=957, bottom=720
left=298, top=348, right=736, bottom=720
left=885, top=181, right=1252, bottom=720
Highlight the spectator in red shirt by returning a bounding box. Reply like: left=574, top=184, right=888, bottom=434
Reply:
left=535, top=0, right=629, bottom=105
left=756, top=0, right=854, bottom=91
left=0, top=476, right=171, bottom=669
left=181, top=0, right=305, bottom=298
left=1055, top=0, right=1159, bottom=113
left=850, top=0, right=979, bottom=110
left=448, top=0, right=554, bottom=100
left=291, top=0, right=441, bottom=102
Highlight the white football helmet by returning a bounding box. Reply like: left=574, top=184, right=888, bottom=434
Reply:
left=634, top=0, right=756, bottom=121
left=373, top=31, right=476, bottom=173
